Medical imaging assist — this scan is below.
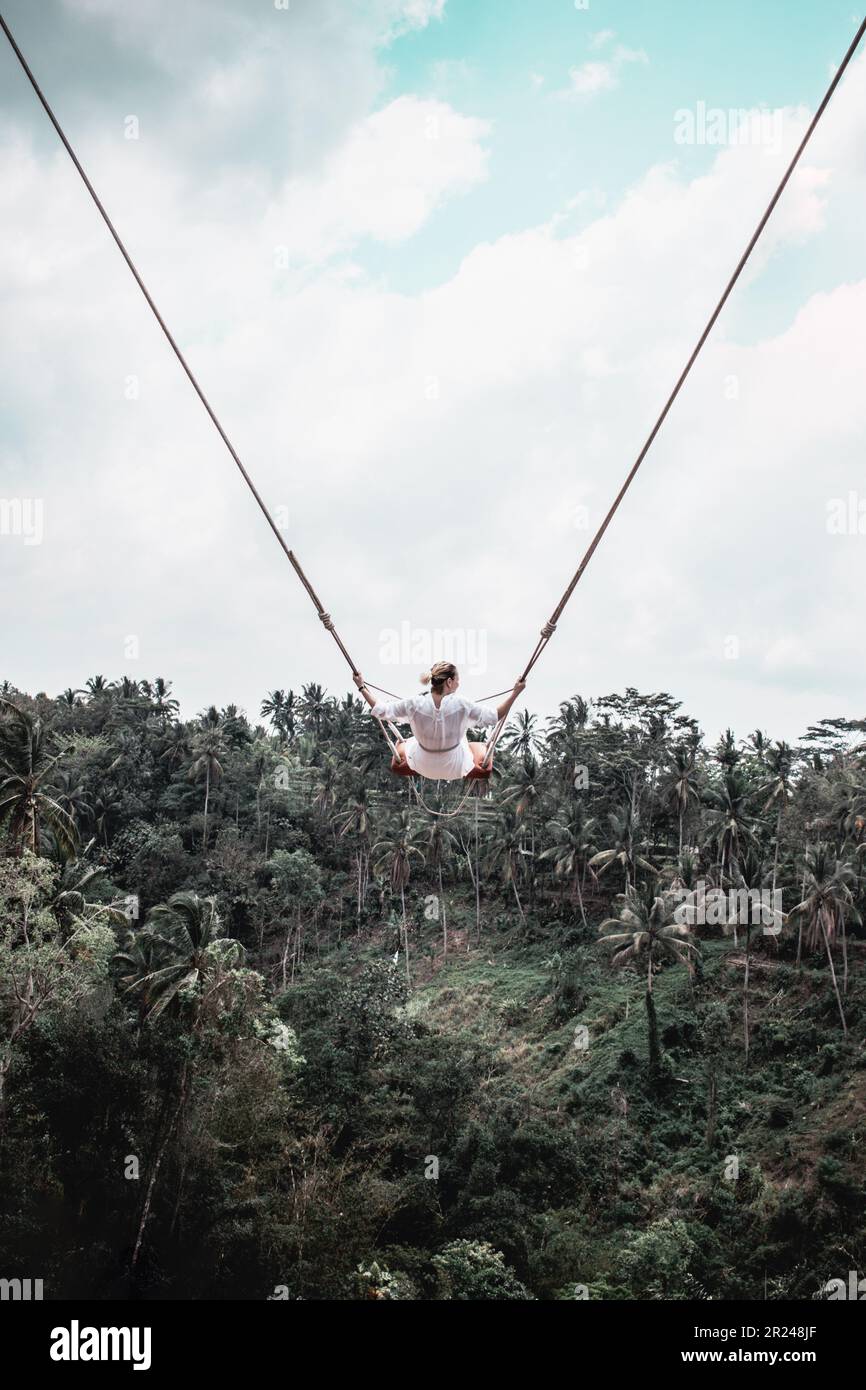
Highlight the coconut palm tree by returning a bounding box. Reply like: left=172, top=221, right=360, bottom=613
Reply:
left=540, top=808, right=598, bottom=926
left=150, top=677, right=179, bottom=723
left=336, top=785, right=375, bottom=922
left=423, top=813, right=459, bottom=957
left=51, top=770, right=93, bottom=829
left=187, top=719, right=226, bottom=849
left=761, top=742, right=796, bottom=898
left=373, top=811, right=424, bottom=984
left=261, top=688, right=298, bottom=740
left=300, top=683, right=331, bottom=738
left=89, top=793, right=123, bottom=848
left=703, top=770, right=759, bottom=886
left=51, top=853, right=129, bottom=933
left=744, top=729, right=770, bottom=766
left=599, top=884, right=698, bottom=1075
left=0, top=700, right=78, bottom=858
left=501, top=710, right=543, bottom=761
left=589, top=808, right=654, bottom=892
left=486, top=808, right=529, bottom=923
left=85, top=675, right=114, bottom=700
left=788, top=846, right=859, bottom=1031
left=714, top=728, right=741, bottom=771
left=664, top=745, right=700, bottom=854
left=159, top=724, right=191, bottom=775
left=502, top=753, right=544, bottom=903
left=57, top=687, right=84, bottom=708
left=116, top=892, right=244, bottom=1019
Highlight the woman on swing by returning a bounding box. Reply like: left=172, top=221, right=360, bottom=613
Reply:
left=353, top=662, right=525, bottom=781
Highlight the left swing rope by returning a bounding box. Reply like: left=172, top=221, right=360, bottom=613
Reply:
left=0, top=11, right=376, bottom=713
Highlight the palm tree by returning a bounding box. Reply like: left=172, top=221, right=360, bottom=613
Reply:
left=501, top=710, right=543, bottom=761
left=423, top=814, right=459, bottom=957
left=744, top=729, right=770, bottom=766
left=336, top=785, right=374, bottom=922
left=159, top=724, right=191, bottom=774
left=589, top=808, right=654, bottom=892
left=57, top=687, right=84, bottom=708
left=714, top=729, right=741, bottom=771
left=373, top=811, right=424, bottom=984
left=150, top=677, right=179, bottom=723
left=541, top=808, right=598, bottom=926
left=664, top=745, right=700, bottom=854
left=116, top=892, right=244, bottom=1019
left=312, top=753, right=340, bottom=822
left=261, top=689, right=297, bottom=739
left=788, top=846, right=859, bottom=1030
left=85, top=675, right=114, bottom=699
left=599, top=885, right=698, bottom=1075
left=187, top=718, right=226, bottom=849
left=733, top=849, right=770, bottom=1062
left=300, top=683, right=330, bottom=738
left=761, top=742, right=795, bottom=898
left=703, top=770, right=758, bottom=887
left=51, top=853, right=128, bottom=933
left=502, top=753, right=544, bottom=903
left=89, top=792, right=123, bottom=848
left=51, top=770, right=93, bottom=828
left=0, top=701, right=78, bottom=857
left=486, top=808, right=528, bottom=923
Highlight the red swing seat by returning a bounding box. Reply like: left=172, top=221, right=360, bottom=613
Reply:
left=389, top=749, right=493, bottom=780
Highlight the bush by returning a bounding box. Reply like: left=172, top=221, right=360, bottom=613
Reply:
left=432, top=1240, right=533, bottom=1301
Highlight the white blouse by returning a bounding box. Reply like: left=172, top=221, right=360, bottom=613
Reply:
left=370, top=691, right=499, bottom=781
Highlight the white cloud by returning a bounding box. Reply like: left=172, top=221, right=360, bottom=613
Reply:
left=560, top=44, right=649, bottom=100
left=265, top=97, right=490, bottom=266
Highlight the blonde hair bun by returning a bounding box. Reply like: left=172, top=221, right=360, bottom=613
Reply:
left=421, top=661, right=457, bottom=690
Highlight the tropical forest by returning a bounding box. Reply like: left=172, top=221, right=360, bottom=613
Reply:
left=0, top=676, right=864, bottom=1301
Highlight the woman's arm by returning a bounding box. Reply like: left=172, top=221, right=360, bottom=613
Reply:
left=352, top=673, right=379, bottom=711
left=496, top=680, right=526, bottom=721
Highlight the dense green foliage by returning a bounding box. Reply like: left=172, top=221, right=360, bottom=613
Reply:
left=1, top=676, right=864, bottom=1299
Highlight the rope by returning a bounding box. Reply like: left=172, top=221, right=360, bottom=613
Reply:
left=409, top=777, right=480, bottom=820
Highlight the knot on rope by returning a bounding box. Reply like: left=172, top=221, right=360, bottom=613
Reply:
left=318, top=611, right=335, bottom=631
left=541, top=620, right=557, bottom=639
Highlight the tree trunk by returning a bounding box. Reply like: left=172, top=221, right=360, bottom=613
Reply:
left=202, top=764, right=210, bottom=849
left=474, top=795, right=481, bottom=943
left=131, top=1061, right=190, bottom=1273
left=439, top=863, right=447, bottom=959
left=401, top=883, right=410, bottom=987
left=574, top=864, right=588, bottom=929
left=771, top=803, right=782, bottom=899
left=819, top=909, right=847, bottom=1033
left=743, top=925, right=751, bottom=1062
left=705, top=1068, right=718, bottom=1148
left=645, top=985, right=662, bottom=1076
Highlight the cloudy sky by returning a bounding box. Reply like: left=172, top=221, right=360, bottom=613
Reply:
left=2, top=0, right=865, bottom=741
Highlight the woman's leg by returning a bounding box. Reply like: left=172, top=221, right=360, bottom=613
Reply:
left=390, top=740, right=415, bottom=777
left=469, top=740, right=491, bottom=771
